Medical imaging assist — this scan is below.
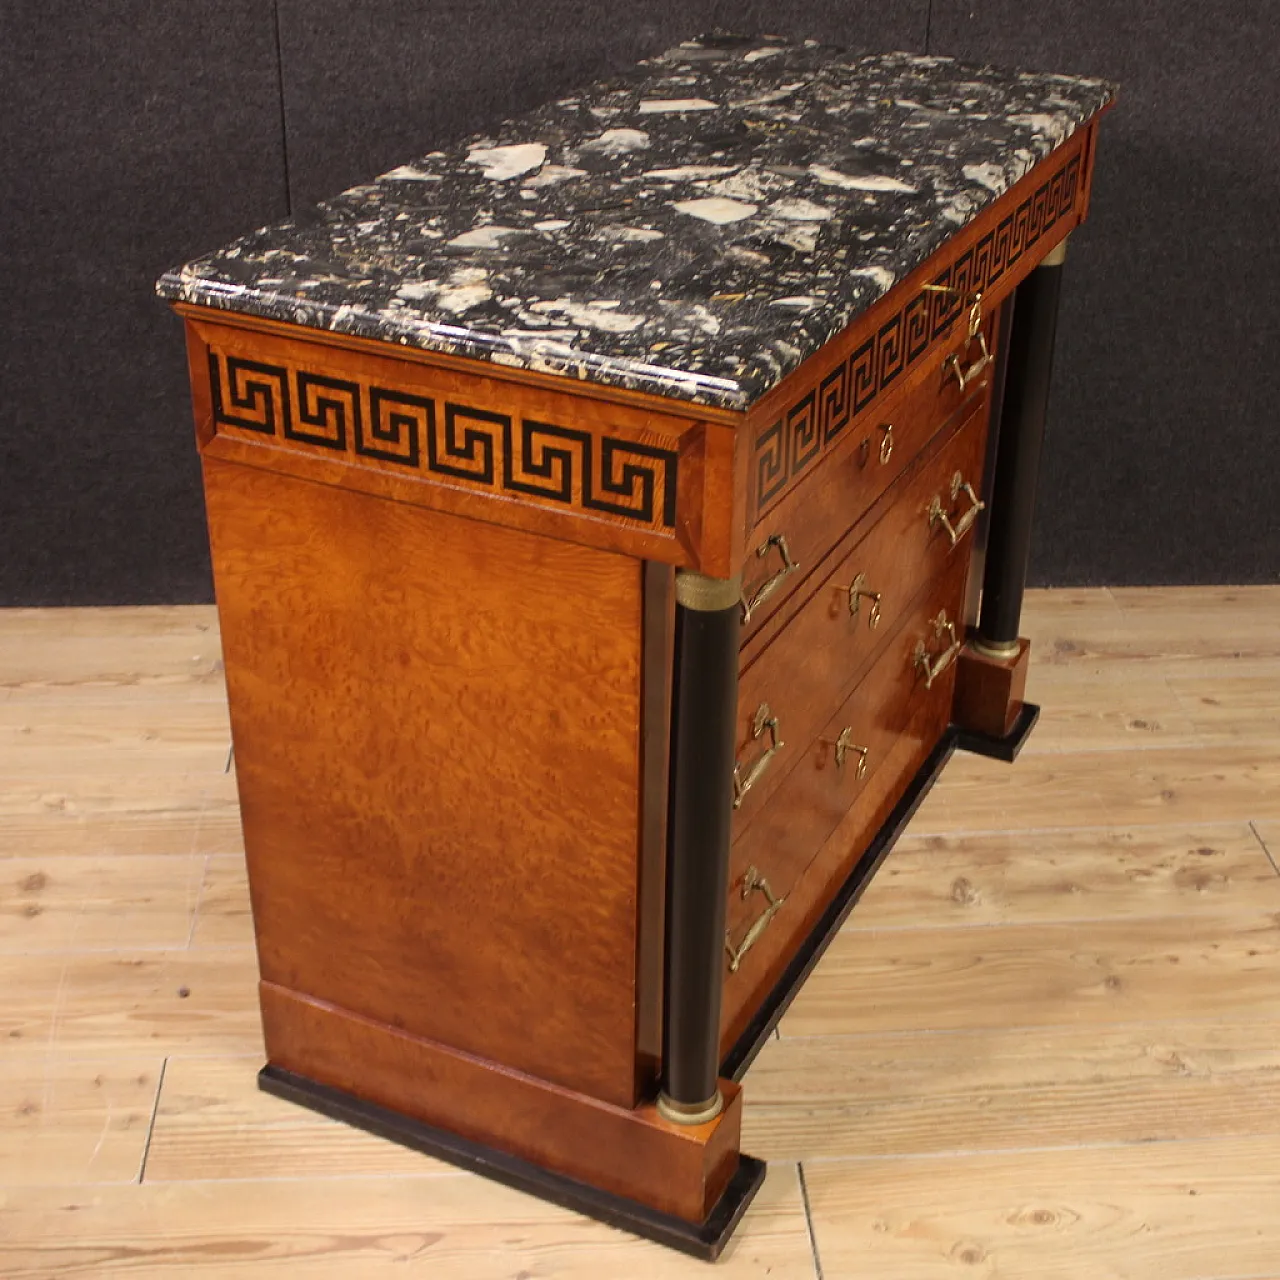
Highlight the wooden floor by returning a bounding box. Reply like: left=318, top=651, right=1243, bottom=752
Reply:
left=2, top=586, right=1279, bottom=1278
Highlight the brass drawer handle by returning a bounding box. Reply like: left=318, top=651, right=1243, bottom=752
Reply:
left=822, top=728, right=869, bottom=778
left=945, top=328, right=992, bottom=392
left=733, top=703, right=784, bottom=809
left=913, top=609, right=962, bottom=689
left=928, top=471, right=985, bottom=546
left=740, top=534, right=798, bottom=625
left=835, top=571, right=881, bottom=628
left=724, top=865, right=787, bottom=973
left=878, top=422, right=894, bottom=465
left=927, top=286, right=991, bottom=392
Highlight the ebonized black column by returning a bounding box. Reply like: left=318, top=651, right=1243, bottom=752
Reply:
left=659, top=570, right=741, bottom=1124
left=975, top=236, right=1069, bottom=655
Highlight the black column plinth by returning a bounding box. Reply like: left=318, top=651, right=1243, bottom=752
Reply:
left=976, top=237, right=1069, bottom=653
left=660, top=571, right=741, bottom=1121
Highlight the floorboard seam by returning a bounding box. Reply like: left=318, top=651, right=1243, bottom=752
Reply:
left=796, top=1162, right=825, bottom=1280
left=1250, top=821, right=1280, bottom=878
left=136, top=1057, right=168, bottom=1184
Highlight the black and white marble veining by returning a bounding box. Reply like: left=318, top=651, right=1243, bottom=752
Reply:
left=157, top=34, right=1115, bottom=411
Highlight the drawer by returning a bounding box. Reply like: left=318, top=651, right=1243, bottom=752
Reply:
left=731, top=396, right=988, bottom=827
left=719, top=552, right=969, bottom=1050
left=739, top=309, right=997, bottom=638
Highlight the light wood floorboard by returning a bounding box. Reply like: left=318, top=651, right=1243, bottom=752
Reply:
left=1, top=585, right=1277, bottom=1277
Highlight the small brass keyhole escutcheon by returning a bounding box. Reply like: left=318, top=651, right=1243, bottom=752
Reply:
left=878, top=422, right=894, bottom=465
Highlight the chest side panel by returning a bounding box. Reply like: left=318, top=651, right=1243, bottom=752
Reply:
left=204, top=457, right=645, bottom=1107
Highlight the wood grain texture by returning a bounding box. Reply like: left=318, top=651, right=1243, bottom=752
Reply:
left=0, top=773, right=242, bottom=859
left=1024, top=585, right=1280, bottom=678
left=188, top=855, right=254, bottom=950
left=144, top=1054, right=448, bottom=1182
left=0, top=1162, right=814, bottom=1279
left=0, top=1056, right=162, bottom=1185
left=0, top=606, right=224, bottom=702
left=0, top=702, right=229, bottom=777
left=1, top=949, right=263, bottom=1059
left=779, top=910, right=1280, bottom=1039
left=1018, top=665, right=1200, bottom=753
left=745, top=1017, right=1280, bottom=1161
left=803, top=1136, right=1280, bottom=1280
left=912, top=744, right=1280, bottom=835
left=855, top=822, right=1280, bottom=929
left=0, top=854, right=206, bottom=952
left=204, top=456, right=647, bottom=1107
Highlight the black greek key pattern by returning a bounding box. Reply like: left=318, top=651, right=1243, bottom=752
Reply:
left=755, top=151, right=1081, bottom=518
left=207, top=352, right=679, bottom=530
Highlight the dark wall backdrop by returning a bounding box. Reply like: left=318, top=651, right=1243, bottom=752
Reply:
left=3, top=1, right=1277, bottom=605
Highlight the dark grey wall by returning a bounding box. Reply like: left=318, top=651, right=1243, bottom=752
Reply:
left=2, top=1, right=1276, bottom=605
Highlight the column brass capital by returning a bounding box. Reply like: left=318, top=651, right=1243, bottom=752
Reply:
left=1041, top=235, right=1069, bottom=267
left=675, top=570, right=743, bottom=613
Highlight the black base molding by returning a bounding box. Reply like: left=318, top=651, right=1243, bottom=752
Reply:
left=956, top=701, right=1040, bottom=762
left=258, top=1065, right=766, bottom=1262
left=721, top=703, right=1039, bottom=1081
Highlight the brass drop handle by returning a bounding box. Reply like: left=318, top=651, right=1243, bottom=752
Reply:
left=724, top=865, right=787, bottom=973
left=944, top=292, right=992, bottom=392
left=740, top=534, right=798, bottom=625
left=878, top=422, right=894, bottom=464
left=913, top=609, right=962, bottom=689
left=732, top=703, right=784, bottom=809
left=928, top=471, right=985, bottom=546
left=822, top=727, right=869, bottom=778
left=833, top=571, right=881, bottom=628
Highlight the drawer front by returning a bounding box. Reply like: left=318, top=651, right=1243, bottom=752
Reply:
left=719, top=553, right=969, bottom=1047
left=739, top=310, right=996, bottom=638
left=731, top=397, right=988, bottom=827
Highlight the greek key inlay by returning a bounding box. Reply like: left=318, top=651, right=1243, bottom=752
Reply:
left=208, top=353, right=679, bottom=530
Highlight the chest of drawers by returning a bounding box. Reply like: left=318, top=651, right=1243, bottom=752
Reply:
left=159, top=35, right=1114, bottom=1259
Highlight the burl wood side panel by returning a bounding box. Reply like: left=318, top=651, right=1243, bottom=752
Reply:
left=182, top=311, right=742, bottom=577
left=204, top=457, right=647, bottom=1108
left=261, top=982, right=742, bottom=1224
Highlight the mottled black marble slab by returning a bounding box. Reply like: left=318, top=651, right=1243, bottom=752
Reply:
left=157, top=34, right=1114, bottom=411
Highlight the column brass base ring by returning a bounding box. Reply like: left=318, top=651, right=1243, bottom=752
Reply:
left=970, top=635, right=1023, bottom=660
left=656, top=1090, right=725, bottom=1127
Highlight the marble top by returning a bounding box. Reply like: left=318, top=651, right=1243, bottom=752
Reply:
left=157, top=34, right=1114, bottom=412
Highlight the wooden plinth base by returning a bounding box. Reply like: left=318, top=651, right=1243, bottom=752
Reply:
left=259, top=1066, right=766, bottom=1261
left=259, top=981, right=745, bottom=1226
left=954, top=637, right=1032, bottom=740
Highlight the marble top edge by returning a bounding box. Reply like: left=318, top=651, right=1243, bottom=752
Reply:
left=157, top=34, right=1116, bottom=412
